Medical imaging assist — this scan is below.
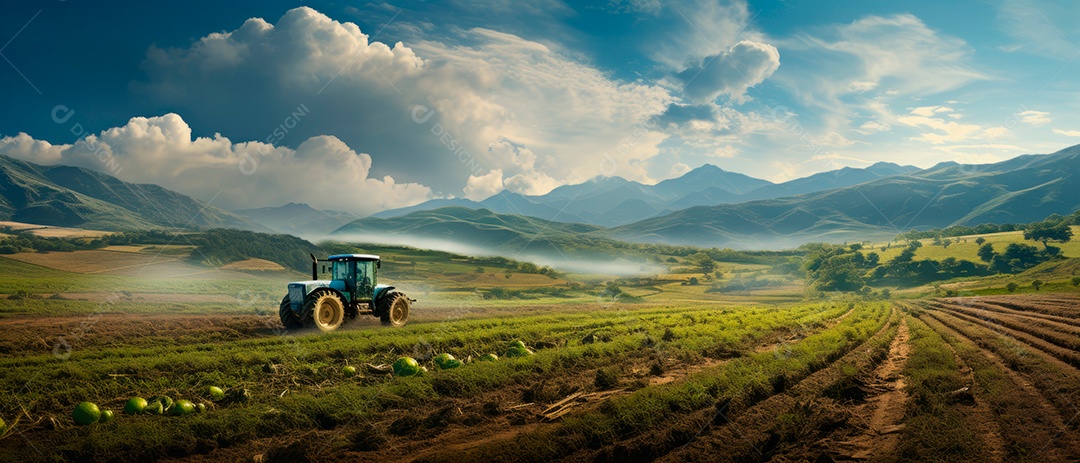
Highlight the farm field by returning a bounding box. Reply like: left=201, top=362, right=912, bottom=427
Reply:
left=3, top=286, right=1079, bottom=461
left=1, top=244, right=1079, bottom=462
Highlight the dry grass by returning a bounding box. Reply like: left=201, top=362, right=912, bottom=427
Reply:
left=0, top=220, right=111, bottom=238
left=221, top=258, right=286, bottom=271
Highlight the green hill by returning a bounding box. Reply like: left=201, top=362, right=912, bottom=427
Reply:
left=0, top=155, right=268, bottom=232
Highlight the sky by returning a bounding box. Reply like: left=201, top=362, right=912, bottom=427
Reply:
left=1, top=0, right=1078, bottom=215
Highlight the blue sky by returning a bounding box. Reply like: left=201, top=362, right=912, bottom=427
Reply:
left=1, top=0, right=1078, bottom=214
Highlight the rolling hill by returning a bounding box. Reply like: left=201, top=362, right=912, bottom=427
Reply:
left=333, top=206, right=606, bottom=257
left=0, top=154, right=269, bottom=232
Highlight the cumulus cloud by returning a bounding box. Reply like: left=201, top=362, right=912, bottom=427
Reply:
left=463, top=169, right=504, bottom=200
left=1017, top=110, right=1051, bottom=125
left=0, top=114, right=432, bottom=215
left=133, top=7, right=672, bottom=197
left=668, top=162, right=691, bottom=177
left=675, top=40, right=780, bottom=103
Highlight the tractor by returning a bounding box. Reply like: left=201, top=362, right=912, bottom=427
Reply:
left=279, top=254, right=411, bottom=331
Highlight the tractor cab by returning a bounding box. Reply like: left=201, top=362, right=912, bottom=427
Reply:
left=326, top=254, right=380, bottom=302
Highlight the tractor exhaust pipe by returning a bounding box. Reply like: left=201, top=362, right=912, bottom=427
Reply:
left=310, top=253, right=318, bottom=280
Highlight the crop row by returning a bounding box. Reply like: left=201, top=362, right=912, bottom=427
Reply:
left=415, top=301, right=893, bottom=462
left=928, top=301, right=1080, bottom=350
left=941, top=299, right=1080, bottom=329
left=0, top=302, right=853, bottom=462
left=926, top=302, right=1080, bottom=369
left=917, top=306, right=1080, bottom=426
left=916, top=311, right=1080, bottom=461
left=959, top=296, right=1080, bottom=319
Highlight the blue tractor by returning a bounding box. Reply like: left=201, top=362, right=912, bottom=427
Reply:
left=279, top=254, right=411, bottom=331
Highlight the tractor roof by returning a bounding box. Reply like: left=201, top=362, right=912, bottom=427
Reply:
left=327, top=254, right=380, bottom=261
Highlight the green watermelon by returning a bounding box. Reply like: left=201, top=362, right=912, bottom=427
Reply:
left=342, top=365, right=358, bottom=377
left=505, top=346, right=533, bottom=358
left=392, top=357, right=421, bottom=377
left=169, top=400, right=196, bottom=416
left=207, top=387, right=225, bottom=401
left=98, top=410, right=114, bottom=423
left=479, top=353, right=499, bottom=362
left=124, top=397, right=148, bottom=415
left=72, top=402, right=101, bottom=426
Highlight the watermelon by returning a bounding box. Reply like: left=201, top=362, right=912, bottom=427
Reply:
left=72, top=402, right=101, bottom=426
left=342, top=365, right=358, bottom=377
left=207, top=386, right=225, bottom=401
left=169, top=400, right=196, bottom=416
left=392, top=357, right=421, bottom=377
left=98, top=410, right=114, bottom=423
left=505, top=346, right=533, bottom=358
left=124, top=397, right=148, bottom=415
left=434, top=353, right=461, bottom=369
left=479, top=353, right=499, bottom=362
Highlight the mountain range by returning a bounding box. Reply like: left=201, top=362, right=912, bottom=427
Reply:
left=5, top=144, right=1080, bottom=252
left=373, top=161, right=920, bottom=226
left=0, top=154, right=267, bottom=232
left=334, top=145, right=1080, bottom=250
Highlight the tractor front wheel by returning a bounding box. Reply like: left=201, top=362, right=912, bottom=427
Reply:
left=279, top=295, right=303, bottom=330
left=378, top=291, right=410, bottom=327
left=304, top=290, right=345, bottom=332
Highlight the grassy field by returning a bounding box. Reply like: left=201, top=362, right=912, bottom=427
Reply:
left=0, top=237, right=1078, bottom=462
left=873, top=225, right=1080, bottom=262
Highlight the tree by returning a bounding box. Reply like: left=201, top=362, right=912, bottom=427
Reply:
left=866, top=252, right=880, bottom=266
left=687, top=252, right=716, bottom=274
left=1024, top=222, right=1073, bottom=248
left=942, top=238, right=952, bottom=249
left=975, top=237, right=986, bottom=246
left=1032, top=279, right=1044, bottom=291
left=1006, top=282, right=1018, bottom=293
left=977, top=243, right=995, bottom=263
left=1071, top=276, right=1080, bottom=287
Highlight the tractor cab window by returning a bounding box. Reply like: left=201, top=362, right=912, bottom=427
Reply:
left=356, top=261, right=375, bottom=295
left=332, top=260, right=354, bottom=282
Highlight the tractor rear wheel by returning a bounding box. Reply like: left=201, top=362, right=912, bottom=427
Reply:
left=378, top=291, right=410, bottom=327
left=304, top=290, right=345, bottom=332
left=279, top=295, right=303, bottom=330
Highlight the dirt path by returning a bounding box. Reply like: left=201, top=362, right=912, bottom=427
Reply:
left=825, top=319, right=911, bottom=462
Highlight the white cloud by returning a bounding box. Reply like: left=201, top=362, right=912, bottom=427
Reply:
left=896, top=107, right=1006, bottom=145
left=647, top=0, right=761, bottom=69
left=504, top=170, right=560, bottom=195
left=1053, top=128, right=1080, bottom=137
left=133, top=7, right=673, bottom=197
left=781, top=14, right=987, bottom=105
left=910, top=105, right=954, bottom=117
left=675, top=40, right=780, bottom=103
left=858, top=120, right=890, bottom=133
left=668, top=162, right=691, bottom=177
left=0, top=114, right=433, bottom=215
left=1017, top=110, right=1052, bottom=125
left=463, top=169, right=505, bottom=200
